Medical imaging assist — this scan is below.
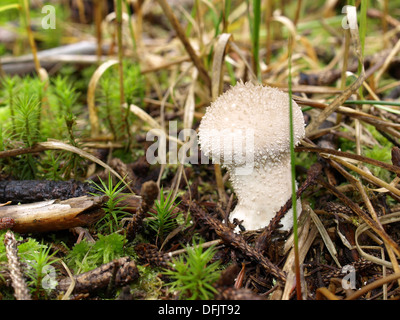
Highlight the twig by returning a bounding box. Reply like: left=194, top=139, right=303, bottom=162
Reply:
left=56, top=257, right=139, bottom=294
left=187, top=201, right=287, bottom=283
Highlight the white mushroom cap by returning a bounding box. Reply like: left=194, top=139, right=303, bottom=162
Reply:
left=198, top=81, right=305, bottom=231
left=198, top=81, right=305, bottom=168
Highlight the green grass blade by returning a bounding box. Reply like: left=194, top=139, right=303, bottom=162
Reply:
left=288, top=35, right=302, bottom=300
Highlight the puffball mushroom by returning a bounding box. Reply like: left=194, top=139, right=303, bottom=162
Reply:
left=198, top=81, right=305, bottom=231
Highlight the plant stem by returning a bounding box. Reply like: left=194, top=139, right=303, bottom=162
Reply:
left=124, top=0, right=137, bottom=55
left=222, top=0, right=231, bottom=33
left=20, top=0, right=41, bottom=76
left=344, top=100, right=400, bottom=107
left=248, top=0, right=261, bottom=80
left=265, top=0, right=273, bottom=65
left=94, top=0, right=103, bottom=62
left=293, top=0, right=302, bottom=26
left=115, top=0, right=125, bottom=108
left=288, top=35, right=302, bottom=300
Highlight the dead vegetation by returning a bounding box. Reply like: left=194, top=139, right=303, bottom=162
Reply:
left=0, top=0, right=400, bottom=301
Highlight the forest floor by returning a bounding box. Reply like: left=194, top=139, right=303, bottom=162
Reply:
left=0, top=0, right=400, bottom=302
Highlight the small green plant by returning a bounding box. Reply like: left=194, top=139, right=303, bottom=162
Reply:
left=0, top=231, right=59, bottom=300
left=25, top=245, right=59, bottom=299
left=65, top=233, right=127, bottom=274
left=89, top=174, right=130, bottom=233
left=147, top=187, right=180, bottom=244
left=14, top=94, right=40, bottom=147
left=64, top=239, right=93, bottom=273
left=163, top=239, right=221, bottom=300
left=12, top=94, right=41, bottom=179
left=52, top=75, right=85, bottom=178
left=96, top=61, right=144, bottom=144
left=98, top=76, right=119, bottom=140
left=1, top=74, right=18, bottom=134
left=52, top=75, right=80, bottom=115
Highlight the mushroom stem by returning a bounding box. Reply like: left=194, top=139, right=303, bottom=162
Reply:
left=228, top=155, right=299, bottom=231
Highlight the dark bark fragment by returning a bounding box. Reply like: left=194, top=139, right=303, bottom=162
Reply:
left=57, top=257, right=139, bottom=294
left=0, top=180, right=95, bottom=204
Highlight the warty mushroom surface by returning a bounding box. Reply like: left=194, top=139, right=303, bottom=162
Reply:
left=198, top=81, right=305, bottom=231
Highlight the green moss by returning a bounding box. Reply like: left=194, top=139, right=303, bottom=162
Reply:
left=163, top=239, right=221, bottom=300
left=130, top=264, right=164, bottom=300
left=65, top=233, right=131, bottom=274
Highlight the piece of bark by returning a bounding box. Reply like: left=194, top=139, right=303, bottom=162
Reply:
left=57, top=257, right=139, bottom=294
left=0, top=196, right=106, bottom=233
left=0, top=180, right=96, bottom=204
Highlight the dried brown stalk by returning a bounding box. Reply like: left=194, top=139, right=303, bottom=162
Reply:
left=125, top=180, right=159, bottom=241
left=4, top=230, right=31, bottom=300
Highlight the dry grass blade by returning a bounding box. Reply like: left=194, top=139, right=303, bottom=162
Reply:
left=123, top=104, right=183, bottom=146
left=345, top=273, right=400, bottom=300
left=210, top=33, right=234, bottom=204
left=305, top=6, right=365, bottom=136
left=271, top=15, right=297, bottom=50
left=330, top=155, right=400, bottom=199
left=374, top=38, right=400, bottom=87
left=355, top=212, right=400, bottom=268
left=87, top=59, right=119, bottom=137
left=38, top=140, right=131, bottom=192
left=183, top=69, right=198, bottom=131
left=308, top=205, right=341, bottom=268
left=279, top=207, right=318, bottom=300
left=155, top=0, right=211, bottom=91
left=60, top=260, right=76, bottom=300
left=317, top=146, right=400, bottom=261
left=125, top=103, right=162, bottom=130
left=317, top=175, right=400, bottom=259
left=316, top=287, right=341, bottom=300
left=171, top=68, right=198, bottom=199
left=296, top=146, right=400, bottom=176
left=211, top=33, right=232, bottom=100
left=229, top=41, right=258, bottom=81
